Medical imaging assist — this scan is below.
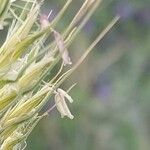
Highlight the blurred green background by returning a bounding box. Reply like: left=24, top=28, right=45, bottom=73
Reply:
left=25, top=0, right=150, bottom=149
left=4, top=0, right=150, bottom=150
left=27, top=0, right=150, bottom=150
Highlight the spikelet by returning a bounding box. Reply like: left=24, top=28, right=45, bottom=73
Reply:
left=0, top=0, right=10, bottom=30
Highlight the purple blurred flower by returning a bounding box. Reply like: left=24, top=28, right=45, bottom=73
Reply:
left=116, top=1, right=134, bottom=19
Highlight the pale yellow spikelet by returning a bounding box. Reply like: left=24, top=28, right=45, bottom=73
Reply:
left=0, top=0, right=10, bottom=30
left=18, top=55, right=54, bottom=92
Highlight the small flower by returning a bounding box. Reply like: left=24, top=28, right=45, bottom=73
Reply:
left=53, top=30, right=72, bottom=66
left=57, top=88, right=73, bottom=103
left=55, top=88, right=74, bottom=119
left=40, top=14, right=50, bottom=28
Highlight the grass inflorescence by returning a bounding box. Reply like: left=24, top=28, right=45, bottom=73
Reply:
left=0, top=0, right=119, bottom=149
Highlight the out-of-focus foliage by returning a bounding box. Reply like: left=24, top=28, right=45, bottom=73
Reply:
left=1, top=0, right=149, bottom=150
